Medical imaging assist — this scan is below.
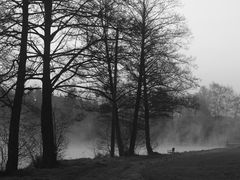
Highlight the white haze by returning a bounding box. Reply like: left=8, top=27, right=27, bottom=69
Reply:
left=64, top=110, right=235, bottom=159
left=181, top=0, right=240, bottom=92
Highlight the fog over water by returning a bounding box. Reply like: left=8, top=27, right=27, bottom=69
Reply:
left=63, top=110, right=231, bottom=159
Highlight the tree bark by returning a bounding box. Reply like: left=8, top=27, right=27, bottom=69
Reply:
left=41, top=0, right=57, bottom=168
left=128, top=1, right=146, bottom=156
left=102, top=15, right=115, bottom=157
left=114, top=104, right=124, bottom=156
left=113, top=28, right=124, bottom=156
left=6, top=0, right=29, bottom=173
left=110, top=107, right=116, bottom=157
left=128, top=34, right=145, bottom=155
left=143, top=71, right=153, bottom=154
left=128, top=69, right=143, bottom=155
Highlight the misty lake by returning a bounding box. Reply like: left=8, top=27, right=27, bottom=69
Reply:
left=63, top=117, right=225, bottom=160
left=64, top=143, right=222, bottom=159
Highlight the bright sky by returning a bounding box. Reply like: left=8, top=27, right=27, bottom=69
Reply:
left=181, top=0, right=240, bottom=92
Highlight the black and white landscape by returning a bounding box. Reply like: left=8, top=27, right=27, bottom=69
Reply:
left=0, top=0, right=240, bottom=179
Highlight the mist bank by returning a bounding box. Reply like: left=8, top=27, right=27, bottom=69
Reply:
left=64, top=83, right=240, bottom=158
left=64, top=108, right=238, bottom=159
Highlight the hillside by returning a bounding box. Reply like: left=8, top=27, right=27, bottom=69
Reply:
left=1, top=147, right=240, bottom=180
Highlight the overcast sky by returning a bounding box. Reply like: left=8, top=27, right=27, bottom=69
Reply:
left=181, top=0, right=240, bottom=92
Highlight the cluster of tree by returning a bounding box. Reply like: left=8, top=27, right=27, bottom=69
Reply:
left=198, top=83, right=240, bottom=119
left=0, top=0, right=196, bottom=173
left=156, top=82, right=240, bottom=146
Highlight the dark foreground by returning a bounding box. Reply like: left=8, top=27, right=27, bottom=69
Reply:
left=2, top=147, right=240, bottom=180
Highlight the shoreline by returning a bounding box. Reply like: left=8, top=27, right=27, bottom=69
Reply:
left=1, top=147, right=240, bottom=180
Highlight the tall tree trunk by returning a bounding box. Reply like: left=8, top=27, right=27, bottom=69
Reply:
left=110, top=105, right=116, bottom=157
left=113, top=28, right=124, bottom=156
left=6, top=0, right=29, bottom=173
left=128, top=72, right=143, bottom=155
left=143, top=71, right=153, bottom=154
left=105, top=44, right=115, bottom=157
left=41, top=0, right=57, bottom=168
left=128, top=34, right=145, bottom=155
left=114, top=104, right=124, bottom=156
left=129, top=2, right=146, bottom=155
left=102, top=17, right=115, bottom=157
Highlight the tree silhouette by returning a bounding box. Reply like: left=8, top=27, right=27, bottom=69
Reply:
left=6, top=0, right=29, bottom=172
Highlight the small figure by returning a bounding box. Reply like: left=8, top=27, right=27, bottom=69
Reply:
left=167, top=147, right=175, bottom=154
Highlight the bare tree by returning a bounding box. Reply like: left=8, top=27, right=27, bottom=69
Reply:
left=89, top=0, right=126, bottom=157
left=26, top=0, right=106, bottom=167
left=5, top=0, right=29, bottom=172
left=126, top=0, right=195, bottom=155
left=59, top=0, right=129, bottom=157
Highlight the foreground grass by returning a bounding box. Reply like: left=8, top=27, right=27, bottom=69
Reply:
left=1, top=147, right=240, bottom=180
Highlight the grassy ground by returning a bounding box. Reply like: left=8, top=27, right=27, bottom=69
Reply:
left=1, top=147, right=240, bottom=180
